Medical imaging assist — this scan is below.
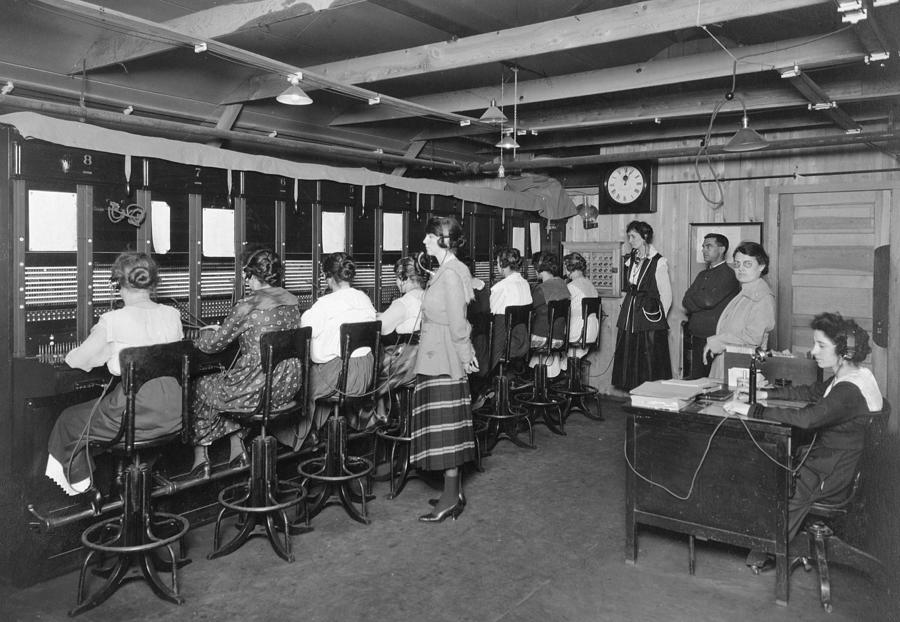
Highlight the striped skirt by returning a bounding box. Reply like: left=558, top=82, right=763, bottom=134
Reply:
left=410, top=375, right=476, bottom=471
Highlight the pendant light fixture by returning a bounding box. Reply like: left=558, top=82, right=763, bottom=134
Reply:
left=480, top=99, right=507, bottom=125
left=276, top=73, right=313, bottom=106
left=723, top=99, right=768, bottom=152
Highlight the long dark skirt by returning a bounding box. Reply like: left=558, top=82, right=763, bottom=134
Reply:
left=275, top=354, right=374, bottom=450
left=45, top=378, right=182, bottom=495
left=410, top=375, right=476, bottom=471
left=611, top=329, right=672, bottom=391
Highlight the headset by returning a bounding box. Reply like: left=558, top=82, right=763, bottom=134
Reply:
left=841, top=327, right=857, bottom=361
left=436, top=219, right=452, bottom=249
left=242, top=248, right=267, bottom=280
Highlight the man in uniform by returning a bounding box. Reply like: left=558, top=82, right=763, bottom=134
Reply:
left=682, top=233, right=740, bottom=379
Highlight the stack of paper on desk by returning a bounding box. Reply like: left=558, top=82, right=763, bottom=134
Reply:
left=629, top=380, right=705, bottom=412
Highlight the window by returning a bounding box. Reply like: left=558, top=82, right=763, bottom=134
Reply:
left=28, top=190, right=77, bottom=251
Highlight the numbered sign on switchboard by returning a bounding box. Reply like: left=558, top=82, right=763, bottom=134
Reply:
left=561, top=241, right=623, bottom=298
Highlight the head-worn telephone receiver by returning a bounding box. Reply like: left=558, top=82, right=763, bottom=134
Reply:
left=242, top=248, right=267, bottom=280
left=437, top=220, right=451, bottom=249
left=841, top=327, right=857, bottom=360
left=415, top=251, right=436, bottom=277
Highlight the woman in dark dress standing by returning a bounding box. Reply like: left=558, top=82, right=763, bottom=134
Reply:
left=412, top=216, right=478, bottom=522
left=612, top=220, right=672, bottom=391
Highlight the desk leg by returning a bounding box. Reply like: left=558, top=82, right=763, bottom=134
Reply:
left=775, top=553, right=788, bottom=607
left=624, top=416, right=637, bottom=565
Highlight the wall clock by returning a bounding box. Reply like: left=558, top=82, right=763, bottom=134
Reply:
left=599, top=160, right=657, bottom=214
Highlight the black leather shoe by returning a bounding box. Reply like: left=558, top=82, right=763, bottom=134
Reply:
left=187, top=461, right=211, bottom=480
left=418, top=501, right=464, bottom=523
left=746, top=549, right=775, bottom=574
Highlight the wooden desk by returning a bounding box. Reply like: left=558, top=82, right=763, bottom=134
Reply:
left=625, top=403, right=794, bottom=605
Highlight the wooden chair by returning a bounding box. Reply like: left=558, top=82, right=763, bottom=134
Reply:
left=789, top=399, right=891, bottom=613
left=70, top=341, right=193, bottom=617
left=474, top=304, right=535, bottom=451
left=208, top=328, right=311, bottom=563
left=516, top=298, right=570, bottom=435
left=297, top=321, right=381, bottom=524
left=552, top=297, right=604, bottom=423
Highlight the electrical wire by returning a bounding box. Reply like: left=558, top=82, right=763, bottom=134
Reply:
left=624, top=408, right=818, bottom=501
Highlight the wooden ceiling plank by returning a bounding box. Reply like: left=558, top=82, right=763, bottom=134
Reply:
left=227, top=0, right=835, bottom=106
left=784, top=72, right=862, bottom=131
left=415, top=75, right=900, bottom=139
left=331, top=31, right=865, bottom=125
left=80, top=0, right=330, bottom=72
left=32, top=0, right=498, bottom=130
left=391, top=140, right=427, bottom=177
left=301, top=0, right=833, bottom=85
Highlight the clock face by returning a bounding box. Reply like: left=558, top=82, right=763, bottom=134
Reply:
left=606, top=165, right=646, bottom=204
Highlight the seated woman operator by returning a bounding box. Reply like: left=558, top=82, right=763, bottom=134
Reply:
left=528, top=252, right=570, bottom=378
left=488, top=246, right=533, bottom=374
left=373, top=256, right=427, bottom=416
left=190, top=248, right=303, bottom=478
left=45, top=251, right=184, bottom=502
left=564, top=251, right=600, bottom=359
left=276, top=252, right=377, bottom=449
left=723, top=312, right=883, bottom=570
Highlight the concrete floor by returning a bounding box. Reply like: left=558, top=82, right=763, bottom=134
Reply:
left=1, top=400, right=894, bottom=621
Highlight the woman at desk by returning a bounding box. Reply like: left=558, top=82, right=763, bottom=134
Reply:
left=703, top=241, right=775, bottom=381
left=283, top=252, right=377, bottom=447
left=375, top=256, right=426, bottom=407
left=528, top=251, right=570, bottom=378
left=190, top=248, right=302, bottom=477
left=724, top=312, right=883, bottom=570
left=45, top=252, right=183, bottom=500
left=564, top=251, right=600, bottom=359
left=489, top=246, right=533, bottom=373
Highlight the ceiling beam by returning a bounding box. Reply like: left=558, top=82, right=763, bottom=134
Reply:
left=472, top=130, right=900, bottom=174
left=331, top=31, right=864, bottom=126
left=30, top=0, right=499, bottom=131
left=223, top=0, right=834, bottom=105
left=414, top=74, right=900, bottom=140
left=781, top=71, right=862, bottom=131
left=0, top=92, right=462, bottom=171
left=78, top=0, right=333, bottom=72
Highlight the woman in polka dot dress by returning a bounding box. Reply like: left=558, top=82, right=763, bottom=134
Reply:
left=189, top=249, right=302, bottom=478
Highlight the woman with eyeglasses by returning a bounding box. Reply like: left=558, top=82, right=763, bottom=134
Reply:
left=703, top=241, right=776, bottom=381
left=189, top=248, right=303, bottom=478
left=45, top=252, right=183, bottom=504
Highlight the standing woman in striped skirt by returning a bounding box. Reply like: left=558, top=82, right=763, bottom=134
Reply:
left=412, top=216, right=479, bottom=522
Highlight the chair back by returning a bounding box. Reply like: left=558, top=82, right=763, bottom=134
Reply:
left=258, top=327, right=311, bottom=426
left=572, top=297, right=602, bottom=351
left=338, top=321, right=382, bottom=409
left=809, top=398, right=891, bottom=517
left=118, top=340, right=195, bottom=455
left=502, top=304, right=532, bottom=365
left=545, top=298, right=571, bottom=355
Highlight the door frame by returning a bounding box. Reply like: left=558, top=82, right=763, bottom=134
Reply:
left=765, top=180, right=900, bottom=428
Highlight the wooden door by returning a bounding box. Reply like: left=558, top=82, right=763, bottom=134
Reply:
left=768, top=183, right=898, bottom=406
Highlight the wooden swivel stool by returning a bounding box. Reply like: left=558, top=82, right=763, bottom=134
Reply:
left=516, top=298, right=570, bottom=435
left=553, top=296, right=604, bottom=423
left=208, top=328, right=311, bottom=563
left=474, top=304, right=535, bottom=451
left=70, top=341, right=193, bottom=617
left=297, top=321, right=381, bottom=524
left=790, top=401, right=891, bottom=613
